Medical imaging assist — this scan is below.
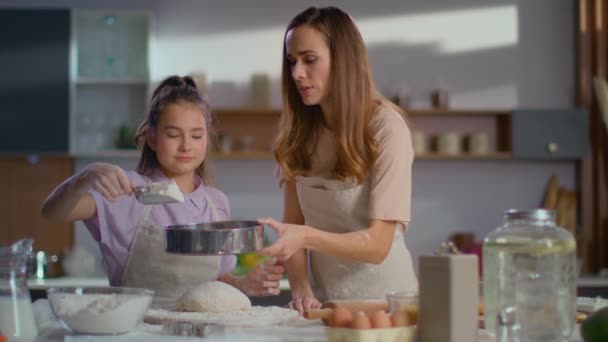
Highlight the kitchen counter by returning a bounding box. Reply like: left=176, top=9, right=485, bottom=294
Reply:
left=29, top=276, right=607, bottom=291
left=28, top=277, right=290, bottom=290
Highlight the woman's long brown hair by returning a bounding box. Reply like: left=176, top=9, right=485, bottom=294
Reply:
left=134, top=75, right=215, bottom=185
left=275, top=6, right=403, bottom=184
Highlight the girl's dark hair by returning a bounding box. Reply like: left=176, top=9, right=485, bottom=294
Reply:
left=134, top=75, right=215, bottom=184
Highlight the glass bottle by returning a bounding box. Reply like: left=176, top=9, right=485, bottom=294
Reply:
left=495, top=306, right=521, bottom=342
left=0, top=239, right=38, bottom=341
left=483, top=209, right=576, bottom=341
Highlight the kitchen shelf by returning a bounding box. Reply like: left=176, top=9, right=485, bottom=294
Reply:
left=211, top=151, right=274, bottom=160
left=75, top=78, right=149, bottom=85
left=214, top=108, right=282, bottom=116
left=72, top=149, right=275, bottom=160
left=415, top=152, right=512, bottom=160
left=407, top=109, right=511, bottom=117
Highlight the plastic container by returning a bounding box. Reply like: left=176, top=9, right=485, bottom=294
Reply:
left=325, top=326, right=416, bottom=342
left=385, top=291, right=418, bottom=314
left=483, top=209, right=576, bottom=341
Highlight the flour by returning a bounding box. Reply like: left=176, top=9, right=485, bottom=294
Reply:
left=134, top=180, right=184, bottom=205
left=48, top=294, right=152, bottom=334
left=145, top=306, right=302, bottom=327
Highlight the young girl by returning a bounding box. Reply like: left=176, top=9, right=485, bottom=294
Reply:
left=258, top=6, right=418, bottom=315
left=42, top=76, right=283, bottom=309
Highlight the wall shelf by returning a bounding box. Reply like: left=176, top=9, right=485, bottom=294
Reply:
left=75, top=78, right=149, bottom=85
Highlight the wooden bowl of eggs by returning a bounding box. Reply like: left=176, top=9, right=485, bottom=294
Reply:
left=324, top=305, right=417, bottom=342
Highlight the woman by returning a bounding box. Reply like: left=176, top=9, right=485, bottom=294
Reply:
left=259, top=6, right=417, bottom=315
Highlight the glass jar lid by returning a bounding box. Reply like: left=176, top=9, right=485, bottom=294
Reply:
left=504, top=209, right=555, bottom=222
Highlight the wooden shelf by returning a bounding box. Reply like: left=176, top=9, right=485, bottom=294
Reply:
left=71, top=149, right=513, bottom=161
left=407, top=109, right=511, bottom=117
left=75, top=78, right=149, bottom=85
left=214, top=108, right=282, bottom=116
left=415, top=152, right=512, bottom=160
left=213, top=108, right=512, bottom=117
left=211, top=151, right=274, bottom=160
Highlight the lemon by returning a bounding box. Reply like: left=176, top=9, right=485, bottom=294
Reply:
left=582, top=306, right=608, bottom=342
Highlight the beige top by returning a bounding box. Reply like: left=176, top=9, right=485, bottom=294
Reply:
left=307, top=105, right=414, bottom=227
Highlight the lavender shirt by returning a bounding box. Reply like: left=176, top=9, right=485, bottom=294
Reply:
left=83, top=169, right=236, bottom=286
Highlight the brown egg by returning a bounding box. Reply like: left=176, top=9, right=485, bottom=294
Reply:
left=329, top=306, right=353, bottom=328
left=390, top=310, right=410, bottom=327
left=370, top=310, right=392, bottom=329
left=405, top=305, right=419, bottom=325
left=351, top=311, right=372, bottom=330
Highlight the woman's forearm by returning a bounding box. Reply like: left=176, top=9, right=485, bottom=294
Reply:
left=303, top=220, right=397, bottom=264
left=285, top=249, right=314, bottom=295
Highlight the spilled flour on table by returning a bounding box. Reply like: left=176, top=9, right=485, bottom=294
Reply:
left=145, top=306, right=301, bottom=327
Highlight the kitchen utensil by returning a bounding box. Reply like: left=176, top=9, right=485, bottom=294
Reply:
left=437, top=131, right=462, bottom=155
left=27, top=251, right=61, bottom=279
left=468, top=131, right=490, bottom=155
left=134, top=180, right=184, bottom=205
left=165, top=220, right=264, bottom=255
left=47, top=287, right=154, bottom=335
left=162, top=321, right=225, bottom=337
left=412, top=130, right=429, bottom=155
left=593, top=77, right=608, bottom=136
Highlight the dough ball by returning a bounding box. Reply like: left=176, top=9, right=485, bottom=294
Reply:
left=176, top=281, right=251, bottom=313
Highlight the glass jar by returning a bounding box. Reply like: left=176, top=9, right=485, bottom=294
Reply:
left=0, top=239, right=38, bottom=341
left=483, top=209, right=576, bottom=341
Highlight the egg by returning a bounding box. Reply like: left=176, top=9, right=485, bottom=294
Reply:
left=370, top=310, right=392, bottom=329
left=405, top=305, right=419, bottom=325
left=329, top=306, right=353, bottom=328
left=351, top=311, right=372, bottom=329
left=390, top=310, right=410, bottom=327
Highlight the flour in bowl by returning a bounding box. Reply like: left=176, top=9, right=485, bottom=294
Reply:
left=49, top=293, right=152, bottom=334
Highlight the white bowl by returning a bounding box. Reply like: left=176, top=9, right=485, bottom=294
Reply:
left=47, top=287, right=154, bottom=335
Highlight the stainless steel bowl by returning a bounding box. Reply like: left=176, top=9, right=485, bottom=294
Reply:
left=165, top=220, right=264, bottom=255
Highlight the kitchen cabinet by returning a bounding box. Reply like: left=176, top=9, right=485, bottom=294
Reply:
left=0, top=9, right=70, bottom=153
left=511, top=108, right=589, bottom=160
left=70, top=10, right=151, bottom=154
left=0, top=155, right=74, bottom=255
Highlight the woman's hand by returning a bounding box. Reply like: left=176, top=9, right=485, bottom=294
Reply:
left=288, top=291, right=322, bottom=316
left=257, top=217, right=311, bottom=261
left=81, top=163, right=132, bottom=202
left=235, top=257, right=285, bottom=296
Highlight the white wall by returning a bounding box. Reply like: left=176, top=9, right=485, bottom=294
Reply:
left=6, top=0, right=578, bottom=271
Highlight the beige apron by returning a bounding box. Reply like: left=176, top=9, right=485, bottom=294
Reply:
left=296, top=175, right=418, bottom=301
left=121, top=184, right=221, bottom=310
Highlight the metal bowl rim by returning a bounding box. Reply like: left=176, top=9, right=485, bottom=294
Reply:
left=165, top=220, right=261, bottom=231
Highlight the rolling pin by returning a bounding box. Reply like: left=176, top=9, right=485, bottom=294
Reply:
left=304, top=300, right=389, bottom=322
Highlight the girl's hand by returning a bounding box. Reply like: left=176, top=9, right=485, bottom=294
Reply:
left=257, top=217, right=310, bottom=261
left=236, top=257, right=285, bottom=296
left=288, top=292, right=322, bottom=316
left=81, top=163, right=132, bottom=202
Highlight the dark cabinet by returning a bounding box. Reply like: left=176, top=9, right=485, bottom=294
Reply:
left=511, top=109, right=589, bottom=160
left=0, top=9, right=70, bottom=153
